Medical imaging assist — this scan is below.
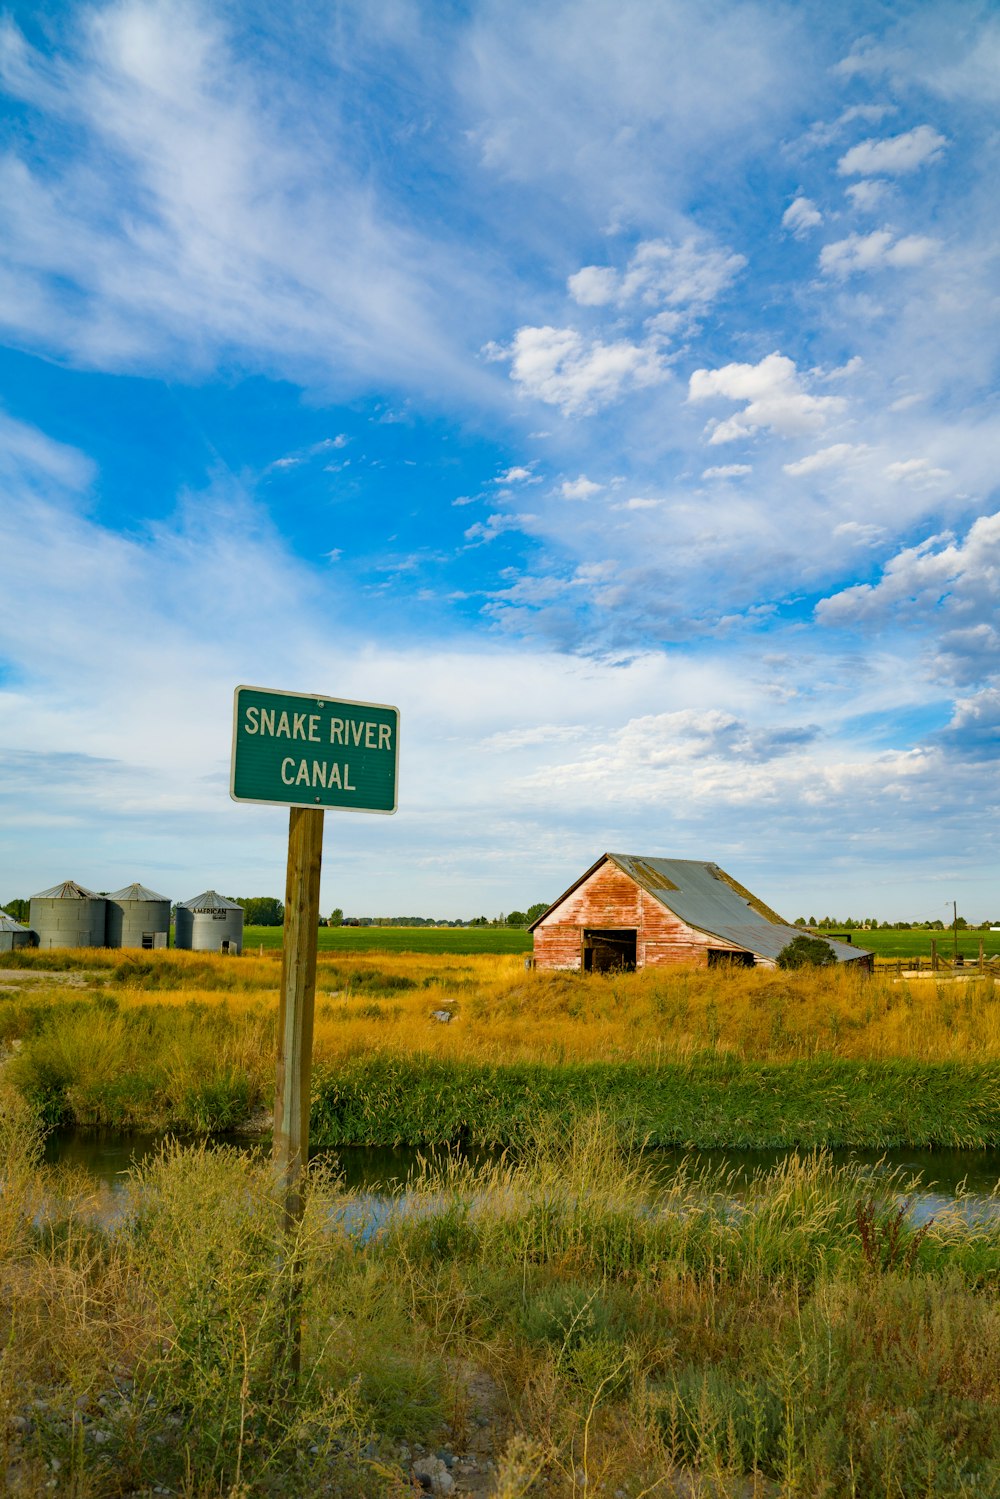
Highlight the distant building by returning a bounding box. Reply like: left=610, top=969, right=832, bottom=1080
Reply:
left=530, top=854, right=873, bottom=972
left=106, top=884, right=172, bottom=950
left=0, top=911, right=37, bottom=952
left=29, top=881, right=107, bottom=950
left=175, top=891, right=244, bottom=954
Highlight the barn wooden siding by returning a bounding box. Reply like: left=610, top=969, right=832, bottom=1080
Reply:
left=533, top=859, right=746, bottom=971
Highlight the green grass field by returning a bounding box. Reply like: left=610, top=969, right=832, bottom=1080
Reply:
left=839, top=927, right=1000, bottom=960
left=244, top=923, right=534, bottom=954
left=242, top=923, right=999, bottom=960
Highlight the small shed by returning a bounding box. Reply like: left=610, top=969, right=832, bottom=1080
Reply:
left=530, top=854, right=873, bottom=972
left=0, top=911, right=37, bottom=952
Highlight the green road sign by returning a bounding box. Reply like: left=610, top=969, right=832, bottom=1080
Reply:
left=231, top=685, right=399, bottom=813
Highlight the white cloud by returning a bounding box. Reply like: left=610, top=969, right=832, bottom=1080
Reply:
left=618, top=237, right=745, bottom=308
left=840, top=104, right=896, bottom=127
left=783, top=443, right=865, bottom=476
left=500, top=324, right=668, bottom=415
left=845, top=179, right=891, bottom=212
left=833, top=521, right=885, bottom=545
left=567, top=236, right=744, bottom=319
left=561, top=475, right=602, bottom=499
left=567, top=265, right=619, bottom=306
left=614, top=497, right=660, bottom=510
left=459, top=1, right=797, bottom=227
left=820, top=230, right=936, bottom=278
left=464, top=511, right=538, bottom=544
left=837, top=125, right=947, bottom=177
left=0, top=5, right=498, bottom=397
left=494, top=465, right=533, bottom=483
left=798, top=102, right=896, bottom=150
left=884, top=458, right=949, bottom=485
left=782, top=197, right=822, bottom=235
left=688, top=353, right=846, bottom=445
left=702, top=464, right=752, bottom=478
left=0, top=410, right=96, bottom=492
left=817, top=511, right=1000, bottom=628
left=516, top=708, right=830, bottom=806
left=818, top=356, right=864, bottom=382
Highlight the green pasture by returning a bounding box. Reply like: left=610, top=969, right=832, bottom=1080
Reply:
left=242, top=923, right=1000, bottom=961
left=844, top=927, right=1000, bottom=960
left=244, top=923, right=534, bottom=954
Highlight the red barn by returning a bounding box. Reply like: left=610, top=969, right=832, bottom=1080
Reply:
left=529, top=853, right=872, bottom=972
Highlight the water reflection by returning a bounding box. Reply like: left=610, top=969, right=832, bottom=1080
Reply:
left=43, top=1130, right=1000, bottom=1213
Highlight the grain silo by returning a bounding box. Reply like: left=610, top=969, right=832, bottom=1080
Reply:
left=29, top=881, right=107, bottom=950
left=0, top=911, right=37, bottom=952
left=175, top=891, right=244, bottom=954
left=106, top=883, right=172, bottom=950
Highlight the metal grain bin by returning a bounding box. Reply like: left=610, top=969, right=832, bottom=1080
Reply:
left=29, top=880, right=107, bottom=949
left=0, top=911, right=37, bottom=952
left=175, top=891, right=244, bottom=954
left=106, top=883, right=172, bottom=950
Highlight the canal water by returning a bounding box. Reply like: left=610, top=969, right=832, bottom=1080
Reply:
left=43, top=1130, right=1000, bottom=1216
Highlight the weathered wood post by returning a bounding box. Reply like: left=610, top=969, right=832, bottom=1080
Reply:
left=273, top=806, right=323, bottom=1384
left=931, top=939, right=937, bottom=973
left=230, top=684, right=400, bottom=1389
left=274, top=807, right=324, bottom=1235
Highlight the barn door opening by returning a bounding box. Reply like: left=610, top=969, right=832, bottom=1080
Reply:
left=583, top=928, right=637, bottom=973
left=707, top=948, right=753, bottom=967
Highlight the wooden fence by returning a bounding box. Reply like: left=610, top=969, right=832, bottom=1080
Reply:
left=875, top=939, right=996, bottom=976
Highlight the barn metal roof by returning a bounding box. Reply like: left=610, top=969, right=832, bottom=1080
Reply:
left=179, top=890, right=243, bottom=912
left=30, top=880, right=100, bottom=901
left=0, top=911, right=30, bottom=932
left=107, top=883, right=171, bottom=903
left=530, top=853, right=870, bottom=965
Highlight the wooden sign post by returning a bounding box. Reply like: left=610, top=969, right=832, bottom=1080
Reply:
left=230, top=685, right=399, bottom=1383
left=274, top=806, right=324, bottom=1234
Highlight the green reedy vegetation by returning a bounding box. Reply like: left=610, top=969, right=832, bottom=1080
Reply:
left=311, top=1055, right=1000, bottom=1149
left=4, top=948, right=1000, bottom=1144
left=3, top=994, right=274, bottom=1132
left=3, top=1104, right=1000, bottom=1496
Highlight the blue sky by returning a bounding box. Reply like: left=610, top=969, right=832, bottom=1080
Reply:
left=1, top=0, right=998, bottom=921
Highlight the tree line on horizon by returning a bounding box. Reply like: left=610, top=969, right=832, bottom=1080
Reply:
left=225, top=898, right=554, bottom=929
left=5, top=894, right=996, bottom=932
left=0, top=896, right=550, bottom=929
left=793, top=915, right=998, bottom=931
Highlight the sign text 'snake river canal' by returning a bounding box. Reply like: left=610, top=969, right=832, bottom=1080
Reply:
left=230, top=684, right=399, bottom=813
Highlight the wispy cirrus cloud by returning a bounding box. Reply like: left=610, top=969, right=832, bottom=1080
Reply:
left=782, top=197, right=822, bottom=235
left=783, top=444, right=867, bottom=476
left=0, top=2, right=501, bottom=397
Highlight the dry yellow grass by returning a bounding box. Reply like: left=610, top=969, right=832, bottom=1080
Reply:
left=9, top=948, right=1000, bottom=1064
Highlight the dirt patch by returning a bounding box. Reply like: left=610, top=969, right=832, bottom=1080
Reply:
left=0, top=969, right=93, bottom=988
